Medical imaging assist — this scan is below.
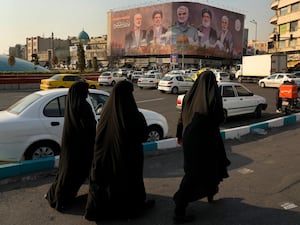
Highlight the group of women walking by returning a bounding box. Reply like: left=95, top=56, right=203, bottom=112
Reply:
left=45, top=71, right=230, bottom=224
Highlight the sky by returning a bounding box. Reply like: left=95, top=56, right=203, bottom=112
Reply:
left=1, top=0, right=274, bottom=55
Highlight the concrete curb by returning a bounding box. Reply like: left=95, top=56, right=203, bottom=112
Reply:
left=1, top=112, right=300, bottom=181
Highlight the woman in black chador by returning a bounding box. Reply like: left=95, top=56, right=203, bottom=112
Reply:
left=173, top=71, right=230, bottom=223
left=84, top=80, right=154, bottom=221
left=46, top=81, right=96, bottom=211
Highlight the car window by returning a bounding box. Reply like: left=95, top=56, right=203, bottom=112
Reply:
left=89, top=93, right=109, bottom=113
left=162, top=76, right=172, bottom=81
left=277, top=75, right=284, bottom=79
left=176, top=76, right=184, bottom=81
left=222, top=86, right=235, bottom=97
left=269, top=75, right=277, bottom=79
left=43, top=95, right=66, bottom=117
left=235, top=85, right=252, bottom=96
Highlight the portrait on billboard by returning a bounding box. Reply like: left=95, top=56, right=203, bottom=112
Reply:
left=109, top=2, right=244, bottom=59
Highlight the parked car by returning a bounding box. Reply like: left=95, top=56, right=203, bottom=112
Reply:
left=184, top=73, right=198, bottom=81
left=0, top=88, right=169, bottom=162
left=137, top=73, right=162, bottom=89
left=258, top=73, right=300, bottom=88
left=131, top=71, right=144, bottom=82
left=98, top=71, right=127, bottom=86
left=214, top=71, right=231, bottom=82
left=40, top=74, right=99, bottom=90
left=158, top=74, right=194, bottom=94
left=176, top=82, right=267, bottom=121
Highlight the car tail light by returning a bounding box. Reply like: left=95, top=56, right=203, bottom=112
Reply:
left=167, top=81, right=173, bottom=85
left=108, top=77, right=112, bottom=80
left=177, top=98, right=182, bottom=105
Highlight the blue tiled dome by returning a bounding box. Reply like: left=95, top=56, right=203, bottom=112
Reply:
left=78, top=30, right=90, bottom=40
left=0, top=55, right=50, bottom=72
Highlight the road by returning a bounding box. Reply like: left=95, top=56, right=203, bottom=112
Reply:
left=0, top=82, right=282, bottom=138
left=1, top=122, right=300, bottom=225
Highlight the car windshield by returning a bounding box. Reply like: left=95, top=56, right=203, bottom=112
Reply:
left=144, top=74, right=155, bottom=78
left=101, top=72, right=111, bottom=77
left=161, top=76, right=172, bottom=81
left=7, top=93, right=42, bottom=115
left=49, top=74, right=61, bottom=80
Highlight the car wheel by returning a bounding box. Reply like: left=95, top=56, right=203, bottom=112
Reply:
left=254, top=105, right=262, bottom=118
left=147, top=125, right=163, bottom=142
left=171, top=86, right=179, bottom=94
left=111, top=80, right=116, bottom=86
left=24, top=141, right=60, bottom=160
left=139, top=87, right=143, bottom=89
left=259, top=82, right=265, bottom=88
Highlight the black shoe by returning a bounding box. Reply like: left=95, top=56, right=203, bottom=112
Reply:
left=173, top=214, right=195, bottom=224
left=143, top=199, right=156, bottom=209
left=207, top=195, right=215, bottom=203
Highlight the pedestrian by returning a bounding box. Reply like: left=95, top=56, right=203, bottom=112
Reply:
left=84, top=80, right=155, bottom=221
left=45, top=81, right=96, bottom=211
left=173, top=70, right=231, bottom=223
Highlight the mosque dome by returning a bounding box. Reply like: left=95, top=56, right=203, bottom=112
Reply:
left=0, top=55, right=50, bottom=72
left=78, top=30, right=90, bottom=40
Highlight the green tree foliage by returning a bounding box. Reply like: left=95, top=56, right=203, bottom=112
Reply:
left=92, top=57, right=98, bottom=72
left=77, top=43, right=85, bottom=72
left=8, top=55, right=16, bottom=67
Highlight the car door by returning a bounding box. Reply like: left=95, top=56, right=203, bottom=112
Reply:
left=274, top=74, right=285, bottom=87
left=221, top=84, right=239, bottom=116
left=40, top=95, right=66, bottom=142
left=234, top=84, right=257, bottom=114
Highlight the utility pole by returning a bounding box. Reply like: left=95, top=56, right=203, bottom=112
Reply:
left=250, top=20, right=257, bottom=55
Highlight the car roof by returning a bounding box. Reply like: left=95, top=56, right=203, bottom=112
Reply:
left=34, top=88, right=109, bottom=96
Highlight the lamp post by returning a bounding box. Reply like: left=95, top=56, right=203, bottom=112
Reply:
left=250, top=19, right=257, bottom=55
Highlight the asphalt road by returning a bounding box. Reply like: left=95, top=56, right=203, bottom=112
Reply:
left=1, top=122, right=300, bottom=225
left=0, top=82, right=282, bottom=138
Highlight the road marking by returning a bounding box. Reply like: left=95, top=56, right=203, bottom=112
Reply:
left=237, top=168, right=254, bottom=174
left=137, top=98, right=164, bottom=103
left=280, top=202, right=298, bottom=210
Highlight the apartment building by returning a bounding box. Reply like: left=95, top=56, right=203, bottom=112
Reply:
left=26, top=35, right=70, bottom=66
left=269, top=0, right=300, bottom=69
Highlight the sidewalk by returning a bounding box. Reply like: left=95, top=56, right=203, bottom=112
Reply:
left=1, top=121, right=300, bottom=225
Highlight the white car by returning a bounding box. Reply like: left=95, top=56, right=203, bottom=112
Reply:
left=214, top=71, right=231, bottom=82
left=176, top=82, right=267, bottom=120
left=98, top=71, right=126, bottom=86
left=158, top=74, right=194, bottom=94
left=0, top=89, right=169, bottom=162
left=258, top=73, right=300, bottom=88
left=131, top=71, right=144, bottom=82
left=137, top=73, right=162, bottom=89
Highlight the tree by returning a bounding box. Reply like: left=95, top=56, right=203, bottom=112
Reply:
left=8, top=55, right=16, bottom=67
left=77, top=43, right=85, bottom=72
left=92, top=57, right=98, bottom=72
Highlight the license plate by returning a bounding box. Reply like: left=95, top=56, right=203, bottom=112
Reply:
left=282, top=101, right=289, bottom=106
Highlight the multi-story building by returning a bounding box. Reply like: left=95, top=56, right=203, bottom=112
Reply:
left=26, top=34, right=71, bottom=67
left=69, top=30, right=108, bottom=69
left=269, top=0, right=300, bottom=69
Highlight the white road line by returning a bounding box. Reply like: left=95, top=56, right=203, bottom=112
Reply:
left=137, top=98, right=164, bottom=103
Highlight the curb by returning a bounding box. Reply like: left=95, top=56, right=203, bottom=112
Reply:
left=1, top=112, right=300, bottom=181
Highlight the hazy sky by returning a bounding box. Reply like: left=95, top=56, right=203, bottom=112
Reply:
left=1, top=0, right=274, bottom=55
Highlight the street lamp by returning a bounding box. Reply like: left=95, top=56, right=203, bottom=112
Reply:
left=250, top=19, right=257, bottom=55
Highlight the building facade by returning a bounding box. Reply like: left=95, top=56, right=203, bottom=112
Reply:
left=26, top=35, right=71, bottom=67
left=269, top=0, right=300, bottom=69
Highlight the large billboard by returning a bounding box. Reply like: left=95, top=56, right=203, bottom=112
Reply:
left=109, top=2, right=244, bottom=59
